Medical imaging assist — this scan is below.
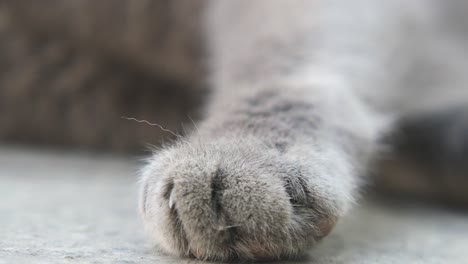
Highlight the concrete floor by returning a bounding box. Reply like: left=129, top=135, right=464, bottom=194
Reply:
left=1, top=147, right=468, bottom=264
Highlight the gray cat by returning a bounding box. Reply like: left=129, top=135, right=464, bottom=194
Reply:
left=139, top=0, right=468, bottom=261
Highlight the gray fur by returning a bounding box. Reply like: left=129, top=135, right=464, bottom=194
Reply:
left=139, top=0, right=468, bottom=261
left=3, top=0, right=467, bottom=261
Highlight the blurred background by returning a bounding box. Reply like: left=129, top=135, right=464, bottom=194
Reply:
left=1, top=0, right=468, bottom=202
left=0, top=1, right=207, bottom=152
left=0, top=0, right=467, bottom=202
left=1, top=1, right=468, bottom=263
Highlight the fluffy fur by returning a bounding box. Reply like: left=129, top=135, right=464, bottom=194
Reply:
left=140, top=0, right=468, bottom=261
left=2, top=0, right=468, bottom=262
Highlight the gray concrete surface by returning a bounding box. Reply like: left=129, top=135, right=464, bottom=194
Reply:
left=1, top=147, right=468, bottom=264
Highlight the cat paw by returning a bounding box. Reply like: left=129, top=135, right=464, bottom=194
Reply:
left=139, top=137, right=353, bottom=261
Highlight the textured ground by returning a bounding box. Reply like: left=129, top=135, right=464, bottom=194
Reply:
left=1, top=147, right=468, bottom=264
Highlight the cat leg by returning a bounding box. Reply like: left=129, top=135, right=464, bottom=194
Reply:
left=140, top=0, right=405, bottom=261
